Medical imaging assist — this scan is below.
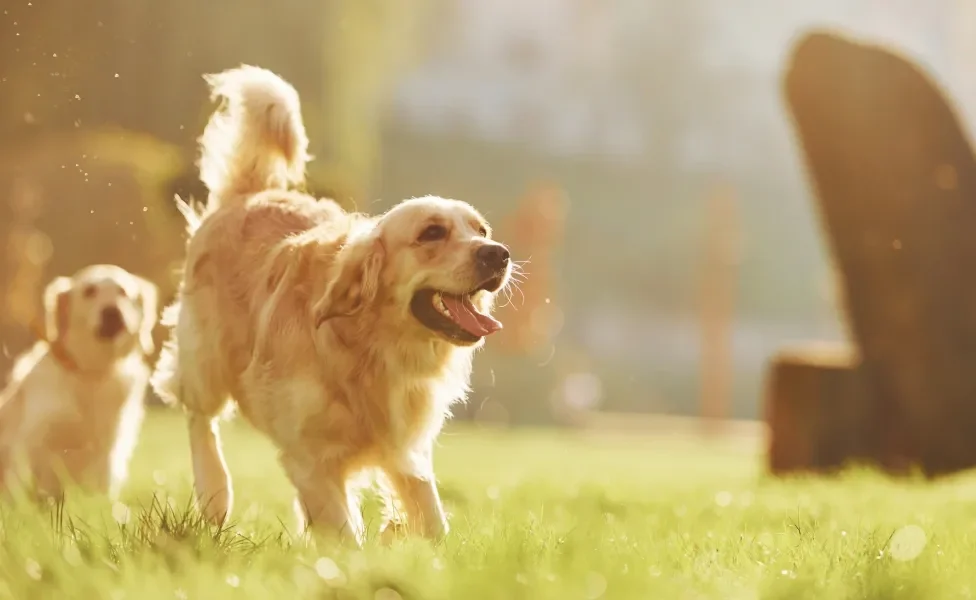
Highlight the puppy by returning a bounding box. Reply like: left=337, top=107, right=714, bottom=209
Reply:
left=0, top=265, right=158, bottom=500
left=151, top=65, right=512, bottom=544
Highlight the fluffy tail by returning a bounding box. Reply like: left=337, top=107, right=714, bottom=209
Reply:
left=198, top=65, right=310, bottom=209
left=173, top=194, right=205, bottom=236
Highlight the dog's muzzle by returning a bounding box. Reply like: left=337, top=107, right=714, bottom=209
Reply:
left=97, top=306, right=126, bottom=339
left=474, top=242, right=511, bottom=282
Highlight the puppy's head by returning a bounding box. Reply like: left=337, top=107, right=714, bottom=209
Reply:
left=316, top=196, right=512, bottom=347
left=44, top=265, right=159, bottom=364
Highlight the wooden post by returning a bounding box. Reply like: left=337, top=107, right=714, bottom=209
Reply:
left=698, top=185, right=741, bottom=437
left=783, top=30, right=976, bottom=475
left=765, top=343, right=878, bottom=474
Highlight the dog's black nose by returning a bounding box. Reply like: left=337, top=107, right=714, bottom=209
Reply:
left=97, top=306, right=125, bottom=339
left=475, top=243, right=511, bottom=272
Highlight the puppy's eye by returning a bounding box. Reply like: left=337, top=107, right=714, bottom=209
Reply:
left=82, top=284, right=96, bottom=299
left=418, top=224, right=447, bottom=242
left=477, top=226, right=488, bottom=238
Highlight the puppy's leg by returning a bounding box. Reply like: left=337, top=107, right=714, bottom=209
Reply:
left=281, top=453, right=363, bottom=546
left=108, top=379, right=149, bottom=500
left=382, top=449, right=449, bottom=540
left=153, top=302, right=234, bottom=524
left=0, top=448, right=9, bottom=495
left=0, top=410, right=19, bottom=497
left=0, top=443, right=37, bottom=502
left=29, top=449, right=65, bottom=504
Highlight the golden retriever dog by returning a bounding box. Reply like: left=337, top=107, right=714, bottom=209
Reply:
left=0, top=265, right=158, bottom=500
left=151, top=65, right=513, bottom=545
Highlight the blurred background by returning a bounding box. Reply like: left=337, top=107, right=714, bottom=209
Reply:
left=1, top=0, right=973, bottom=429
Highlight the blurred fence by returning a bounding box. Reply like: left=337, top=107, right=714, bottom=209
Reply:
left=5, top=0, right=970, bottom=425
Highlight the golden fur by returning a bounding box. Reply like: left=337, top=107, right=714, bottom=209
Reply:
left=0, top=265, right=158, bottom=500
left=151, top=65, right=512, bottom=544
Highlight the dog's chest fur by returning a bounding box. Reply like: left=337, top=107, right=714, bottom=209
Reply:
left=252, top=344, right=473, bottom=467
left=357, top=342, right=473, bottom=445
left=15, top=353, right=146, bottom=468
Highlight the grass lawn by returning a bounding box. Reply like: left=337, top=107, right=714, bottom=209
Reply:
left=0, top=409, right=973, bottom=599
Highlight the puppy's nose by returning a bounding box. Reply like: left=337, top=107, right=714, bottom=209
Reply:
left=475, top=243, right=511, bottom=272
left=97, top=306, right=125, bottom=339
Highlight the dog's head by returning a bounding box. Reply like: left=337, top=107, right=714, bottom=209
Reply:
left=44, top=264, right=158, bottom=365
left=315, top=196, right=513, bottom=347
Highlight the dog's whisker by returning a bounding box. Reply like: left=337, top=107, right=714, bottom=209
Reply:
left=498, top=285, right=517, bottom=310
left=503, top=279, right=527, bottom=308
left=514, top=285, right=528, bottom=308
left=497, top=278, right=527, bottom=310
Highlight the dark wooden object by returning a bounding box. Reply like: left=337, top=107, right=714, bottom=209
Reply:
left=778, top=30, right=976, bottom=476
left=765, top=345, right=879, bottom=474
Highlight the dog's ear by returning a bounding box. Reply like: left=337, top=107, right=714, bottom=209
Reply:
left=132, top=275, right=159, bottom=356
left=43, top=276, right=74, bottom=343
left=314, top=237, right=385, bottom=325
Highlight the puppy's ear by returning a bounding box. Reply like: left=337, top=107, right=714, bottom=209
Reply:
left=132, top=275, right=159, bottom=356
left=43, top=276, right=74, bottom=343
left=314, top=237, right=385, bottom=325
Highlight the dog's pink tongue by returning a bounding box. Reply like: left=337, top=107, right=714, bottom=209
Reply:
left=443, top=295, right=503, bottom=337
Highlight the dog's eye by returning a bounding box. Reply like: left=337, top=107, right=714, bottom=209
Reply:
left=82, top=284, right=96, bottom=298
left=477, top=226, right=488, bottom=238
left=418, top=224, right=448, bottom=242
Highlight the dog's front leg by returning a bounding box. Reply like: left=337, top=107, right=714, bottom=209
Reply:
left=282, top=453, right=363, bottom=546
left=384, top=450, right=449, bottom=541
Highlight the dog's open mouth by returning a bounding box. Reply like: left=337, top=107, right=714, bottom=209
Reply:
left=410, top=278, right=504, bottom=344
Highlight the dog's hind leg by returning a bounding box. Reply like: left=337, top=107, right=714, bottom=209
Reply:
left=187, top=410, right=233, bottom=525
left=152, top=300, right=234, bottom=525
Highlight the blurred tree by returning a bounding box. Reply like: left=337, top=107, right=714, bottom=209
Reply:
left=0, top=0, right=442, bottom=202
left=0, top=0, right=445, bottom=378
left=314, top=0, right=440, bottom=205
left=495, top=182, right=567, bottom=356
left=617, top=0, right=712, bottom=175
